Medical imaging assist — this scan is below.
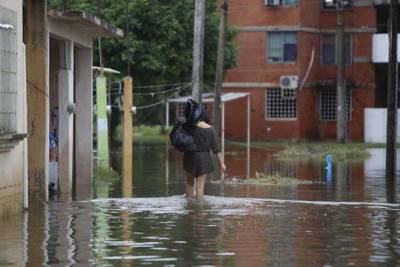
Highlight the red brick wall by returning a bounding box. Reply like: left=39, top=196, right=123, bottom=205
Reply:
left=222, top=0, right=377, bottom=141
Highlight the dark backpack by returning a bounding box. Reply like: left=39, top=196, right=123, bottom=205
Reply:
left=169, top=121, right=198, bottom=152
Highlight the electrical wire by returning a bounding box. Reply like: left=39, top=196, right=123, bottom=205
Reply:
left=135, top=85, right=191, bottom=110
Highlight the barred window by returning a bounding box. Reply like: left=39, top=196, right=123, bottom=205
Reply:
left=320, top=87, right=351, bottom=121
left=0, top=7, right=18, bottom=135
left=266, top=88, right=297, bottom=119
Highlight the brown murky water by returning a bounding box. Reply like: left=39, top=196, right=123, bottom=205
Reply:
left=1, top=144, right=400, bottom=266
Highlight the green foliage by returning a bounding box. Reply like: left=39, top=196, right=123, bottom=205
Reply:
left=212, top=172, right=318, bottom=186
left=48, top=0, right=237, bottom=125
left=113, top=124, right=170, bottom=144
left=48, top=0, right=237, bottom=89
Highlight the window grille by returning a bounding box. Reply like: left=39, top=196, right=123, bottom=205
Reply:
left=177, top=103, right=185, bottom=120
left=176, top=103, right=207, bottom=121
left=0, top=6, right=18, bottom=135
left=320, top=87, right=351, bottom=121
left=266, top=88, right=297, bottom=119
left=267, top=32, right=297, bottom=63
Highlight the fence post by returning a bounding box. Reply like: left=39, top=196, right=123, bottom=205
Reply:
left=123, top=76, right=133, bottom=197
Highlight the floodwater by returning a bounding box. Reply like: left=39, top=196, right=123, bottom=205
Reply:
left=1, top=144, right=400, bottom=266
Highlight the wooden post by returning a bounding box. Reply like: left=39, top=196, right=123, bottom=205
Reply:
left=246, top=95, right=251, bottom=179
left=386, top=0, right=398, bottom=201
left=336, top=0, right=346, bottom=143
left=221, top=102, right=225, bottom=181
left=212, top=0, right=228, bottom=135
left=123, top=76, right=133, bottom=198
left=26, top=0, right=49, bottom=200
left=192, top=0, right=206, bottom=103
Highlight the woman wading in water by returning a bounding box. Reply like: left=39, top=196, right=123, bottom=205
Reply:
left=183, top=99, right=226, bottom=198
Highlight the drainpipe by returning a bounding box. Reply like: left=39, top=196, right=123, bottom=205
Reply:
left=23, top=44, right=28, bottom=209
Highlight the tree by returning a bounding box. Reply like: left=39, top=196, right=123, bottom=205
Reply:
left=48, top=0, right=237, bottom=125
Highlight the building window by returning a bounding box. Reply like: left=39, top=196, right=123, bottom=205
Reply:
left=266, top=88, right=297, bottom=119
left=267, top=32, right=297, bottom=63
left=282, top=0, right=298, bottom=5
left=321, top=34, right=352, bottom=65
left=321, top=0, right=353, bottom=9
left=0, top=7, right=18, bottom=135
left=266, top=0, right=298, bottom=5
left=320, top=87, right=352, bottom=121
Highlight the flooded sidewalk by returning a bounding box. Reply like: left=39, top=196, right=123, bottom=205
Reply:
left=1, top=144, right=400, bottom=266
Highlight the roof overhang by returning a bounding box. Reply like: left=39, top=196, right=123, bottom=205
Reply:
left=48, top=10, right=124, bottom=38
left=167, top=92, right=250, bottom=104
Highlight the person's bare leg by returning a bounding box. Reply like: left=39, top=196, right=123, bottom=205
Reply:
left=195, top=175, right=207, bottom=198
left=186, top=173, right=195, bottom=198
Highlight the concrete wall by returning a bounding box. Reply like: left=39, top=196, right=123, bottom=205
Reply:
left=48, top=18, right=92, bottom=48
left=0, top=0, right=25, bottom=217
left=223, top=1, right=377, bottom=141
left=48, top=18, right=93, bottom=198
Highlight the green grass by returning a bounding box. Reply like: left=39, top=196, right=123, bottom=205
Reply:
left=113, top=124, right=170, bottom=144
left=93, top=166, right=121, bottom=181
left=213, top=172, right=318, bottom=186
left=275, top=142, right=371, bottom=162
left=228, top=140, right=373, bottom=162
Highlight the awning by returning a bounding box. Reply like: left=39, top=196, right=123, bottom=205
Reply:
left=48, top=10, right=124, bottom=38
left=167, top=92, right=250, bottom=104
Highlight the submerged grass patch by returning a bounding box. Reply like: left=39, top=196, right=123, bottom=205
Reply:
left=113, top=124, right=170, bottom=144
left=276, top=143, right=370, bottom=162
left=93, top=166, right=120, bottom=183
left=213, top=172, right=318, bottom=186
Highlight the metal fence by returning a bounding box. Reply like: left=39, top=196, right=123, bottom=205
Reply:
left=0, top=6, right=18, bottom=135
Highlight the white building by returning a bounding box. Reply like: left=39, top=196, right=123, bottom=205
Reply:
left=0, top=0, right=27, bottom=217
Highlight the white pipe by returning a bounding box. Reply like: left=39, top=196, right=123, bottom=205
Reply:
left=299, top=47, right=315, bottom=91
left=247, top=95, right=251, bottom=179
left=22, top=44, right=28, bottom=209
left=221, top=103, right=225, bottom=181
left=166, top=101, right=170, bottom=128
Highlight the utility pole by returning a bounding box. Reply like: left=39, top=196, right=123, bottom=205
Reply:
left=386, top=0, right=398, bottom=201
left=192, top=0, right=206, bottom=103
left=212, top=0, right=228, bottom=135
left=336, top=0, right=346, bottom=143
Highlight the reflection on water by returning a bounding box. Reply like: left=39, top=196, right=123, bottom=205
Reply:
left=2, top=196, right=400, bottom=266
left=1, top=144, right=400, bottom=266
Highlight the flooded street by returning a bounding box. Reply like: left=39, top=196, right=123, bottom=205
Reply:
left=1, top=144, right=400, bottom=266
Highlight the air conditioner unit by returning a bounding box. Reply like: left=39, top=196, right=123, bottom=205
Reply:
left=280, top=75, right=299, bottom=89
left=265, top=0, right=280, bottom=6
